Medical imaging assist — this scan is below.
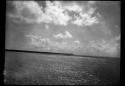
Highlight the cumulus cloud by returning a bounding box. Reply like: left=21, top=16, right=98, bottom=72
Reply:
left=53, top=31, right=72, bottom=39
left=87, top=36, right=120, bottom=55
left=44, top=1, right=71, bottom=25
left=25, top=33, right=119, bottom=56
left=25, top=34, right=81, bottom=50
left=8, top=1, right=43, bottom=23
left=25, top=34, right=51, bottom=48
left=63, top=2, right=83, bottom=12
left=8, top=1, right=100, bottom=26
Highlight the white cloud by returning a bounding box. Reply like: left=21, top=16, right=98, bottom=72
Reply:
left=8, top=1, right=100, bottom=26
left=87, top=39, right=119, bottom=55
left=65, top=31, right=73, bottom=38
left=63, top=2, right=83, bottom=12
left=9, top=1, right=43, bottom=24
left=25, top=34, right=51, bottom=47
left=53, top=33, right=64, bottom=39
left=44, top=1, right=71, bottom=25
left=45, top=24, right=49, bottom=29
left=53, top=30, right=72, bottom=39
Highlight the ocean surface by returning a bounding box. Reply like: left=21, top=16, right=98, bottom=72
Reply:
left=5, top=51, right=120, bottom=85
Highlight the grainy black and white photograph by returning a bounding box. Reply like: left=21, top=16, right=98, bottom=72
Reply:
left=5, top=0, right=120, bottom=85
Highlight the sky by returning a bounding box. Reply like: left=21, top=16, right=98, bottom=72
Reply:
left=6, top=1, right=120, bottom=57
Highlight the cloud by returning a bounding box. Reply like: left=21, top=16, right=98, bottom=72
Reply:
left=63, top=2, right=83, bottom=12
left=25, top=33, right=82, bottom=51
left=25, top=33, right=120, bottom=56
left=8, top=1, right=43, bottom=23
left=8, top=1, right=100, bottom=26
left=25, top=34, right=51, bottom=47
left=87, top=38, right=120, bottom=56
left=53, top=31, right=72, bottom=39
